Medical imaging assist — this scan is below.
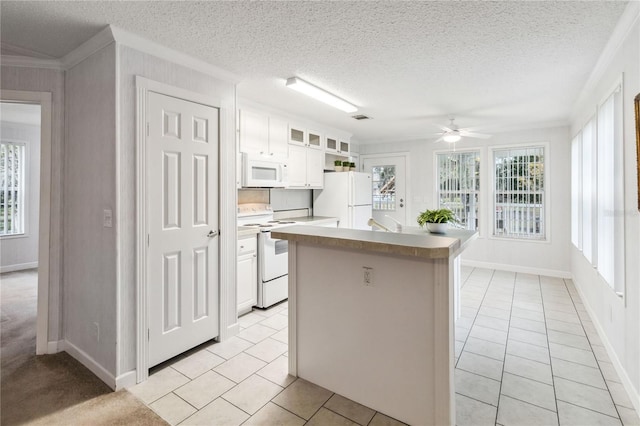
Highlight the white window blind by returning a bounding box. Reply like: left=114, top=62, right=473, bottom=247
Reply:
left=493, top=146, right=545, bottom=240
left=0, top=141, right=26, bottom=236
left=571, top=133, right=582, bottom=249
left=581, top=119, right=595, bottom=264
left=436, top=151, right=480, bottom=231
left=596, top=87, right=624, bottom=292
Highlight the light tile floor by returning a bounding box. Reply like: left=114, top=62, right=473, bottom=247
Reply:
left=130, top=268, right=640, bottom=425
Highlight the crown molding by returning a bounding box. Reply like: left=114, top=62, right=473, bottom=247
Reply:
left=572, top=1, right=640, bottom=114
left=61, top=26, right=115, bottom=69
left=110, top=25, right=240, bottom=84
left=1, top=55, right=63, bottom=70
left=1, top=42, right=55, bottom=59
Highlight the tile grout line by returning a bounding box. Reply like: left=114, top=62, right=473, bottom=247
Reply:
left=562, top=277, right=625, bottom=422
left=493, top=270, right=515, bottom=426
left=456, top=267, right=494, bottom=370
left=538, top=274, right=561, bottom=425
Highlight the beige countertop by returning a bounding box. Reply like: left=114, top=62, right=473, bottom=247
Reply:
left=271, top=226, right=477, bottom=259
left=279, top=215, right=338, bottom=225
left=237, top=226, right=260, bottom=237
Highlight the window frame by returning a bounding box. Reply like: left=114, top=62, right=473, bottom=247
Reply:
left=0, top=138, right=29, bottom=239
left=433, top=148, right=481, bottom=234
left=489, top=142, right=551, bottom=243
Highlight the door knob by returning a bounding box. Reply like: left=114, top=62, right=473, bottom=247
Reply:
left=207, top=230, right=218, bottom=238
left=400, top=203, right=404, bottom=208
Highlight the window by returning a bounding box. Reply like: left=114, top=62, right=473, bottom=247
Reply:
left=596, top=87, right=624, bottom=292
left=372, top=165, right=396, bottom=210
left=581, top=119, right=596, bottom=263
left=493, top=146, right=546, bottom=240
left=0, top=141, right=26, bottom=236
left=571, top=133, right=582, bottom=249
left=436, top=151, right=480, bottom=230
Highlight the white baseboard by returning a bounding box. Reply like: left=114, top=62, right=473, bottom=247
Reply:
left=47, top=340, right=65, bottom=354
left=461, top=259, right=571, bottom=279
left=0, top=261, right=38, bottom=273
left=571, top=275, right=640, bottom=414
left=64, top=340, right=116, bottom=390
left=115, top=370, right=137, bottom=390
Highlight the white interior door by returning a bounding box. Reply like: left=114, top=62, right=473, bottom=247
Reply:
left=363, top=155, right=407, bottom=226
left=147, top=91, right=219, bottom=367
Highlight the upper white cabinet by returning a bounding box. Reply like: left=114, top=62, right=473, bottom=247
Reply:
left=325, top=135, right=350, bottom=156
left=308, top=129, right=323, bottom=150
left=239, top=109, right=288, bottom=157
left=267, top=117, right=289, bottom=157
left=287, top=145, right=324, bottom=189
left=289, top=124, right=306, bottom=147
left=289, top=125, right=323, bottom=150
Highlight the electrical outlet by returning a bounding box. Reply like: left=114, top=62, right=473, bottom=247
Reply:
left=103, top=209, right=113, bottom=228
left=363, top=267, right=374, bottom=286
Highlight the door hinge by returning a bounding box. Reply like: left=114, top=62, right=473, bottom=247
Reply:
left=147, top=234, right=150, bottom=247
left=148, top=329, right=150, bottom=340
left=146, top=122, right=150, bottom=136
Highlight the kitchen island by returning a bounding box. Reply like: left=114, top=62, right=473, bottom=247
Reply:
left=271, top=226, right=477, bottom=426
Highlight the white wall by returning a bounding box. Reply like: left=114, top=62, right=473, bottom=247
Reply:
left=1, top=65, right=65, bottom=342
left=360, top=125, right=571, bottom=277
left=0, top=120, right=40, bottom=271
left=570, top=11, right=640, bottom=409
left=64, top=43, right=118, bottom=374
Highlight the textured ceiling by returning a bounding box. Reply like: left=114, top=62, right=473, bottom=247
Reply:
left=0, top=1, right=628, bottom=143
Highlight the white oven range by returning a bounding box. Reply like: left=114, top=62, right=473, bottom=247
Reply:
left=237, top=203, right=297, bottom=309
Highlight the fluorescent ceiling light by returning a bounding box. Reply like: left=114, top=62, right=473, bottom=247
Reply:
left=443, top=132, right=461, bottom=143
left=286, top=77, right=358, bottom=113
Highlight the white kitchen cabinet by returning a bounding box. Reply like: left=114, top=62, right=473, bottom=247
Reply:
left=268, top=116, right=289, bottom=157
left=288, top=124, right=307, bottom=147
left=287, top=145, right=324, bottom=189
left=325, top=135, right=350, bottom=156
left=237, top=234, right=257, bottom=316
left=240, top=109, right=288, bottom=156
left=308, top=129, right=323, bottom=150
left=239, top=109, right=269, bottom=154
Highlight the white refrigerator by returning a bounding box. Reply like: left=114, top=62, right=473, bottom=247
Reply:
left=313, top=172, right=373, bottom=230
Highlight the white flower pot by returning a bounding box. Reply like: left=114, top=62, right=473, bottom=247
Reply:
left=334, top=166, right=343, bottom=172
left=426, top=222, right=448, bottom=234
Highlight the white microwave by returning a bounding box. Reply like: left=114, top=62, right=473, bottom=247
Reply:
left=242, top=153, right=288, bottom=187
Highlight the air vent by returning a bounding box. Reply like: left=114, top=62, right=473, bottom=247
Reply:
left=351, top=114, right=371, bottom=120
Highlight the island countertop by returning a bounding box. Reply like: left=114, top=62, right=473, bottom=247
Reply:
left=272, top=225, right=477, bottom=259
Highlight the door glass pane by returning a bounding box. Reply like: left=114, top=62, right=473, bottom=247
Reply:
left=372, top=165, right=395, bottom=211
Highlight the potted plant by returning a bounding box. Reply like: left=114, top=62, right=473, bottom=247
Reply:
left=349, top=162, right=356, bottom=171
left=334, top=159, right=343, bottom=172
left=342, top=160, right=350, bottom=171
left=417, top=208, right=457, bottom=234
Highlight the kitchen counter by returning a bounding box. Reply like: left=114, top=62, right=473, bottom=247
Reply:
left=275, top=225, right=477, bottom=425
left=276, top=215, right=339, bottom=226
left=237, top=226, right=260, bottom=237
left=271, top=225, right=476, bottom=259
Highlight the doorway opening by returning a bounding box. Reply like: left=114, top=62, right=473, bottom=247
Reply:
left=0, top=90, right=53, bottom=358
left=0, top=101, right=41, bottom=373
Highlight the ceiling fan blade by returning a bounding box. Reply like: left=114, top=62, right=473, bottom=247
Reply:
left=459, top=130, right=491, bottom=139
left=432, top=136, right=445, bottom=143
left=441, top=126, right=453, bottom=133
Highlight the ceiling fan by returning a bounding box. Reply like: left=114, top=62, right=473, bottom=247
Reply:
left=433, top=118, right=491, bottom=143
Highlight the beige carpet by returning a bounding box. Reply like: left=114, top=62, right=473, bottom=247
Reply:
left=1, top=269, right=166, bottom=425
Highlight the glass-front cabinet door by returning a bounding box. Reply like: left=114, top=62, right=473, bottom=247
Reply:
left=325, top=136, right=338, bottom=153
left=289, top=125, right=306, bottom=146
left=308, top=130, right=323, bottom=150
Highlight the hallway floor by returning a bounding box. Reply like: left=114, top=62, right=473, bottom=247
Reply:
left=131, top=267, right=640, bottom=425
